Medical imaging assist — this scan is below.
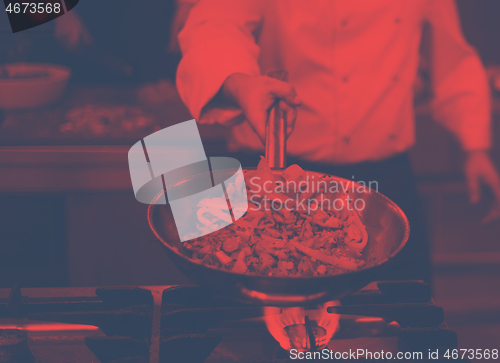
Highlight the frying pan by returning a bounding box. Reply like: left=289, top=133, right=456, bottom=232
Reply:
left=148, top=71, right=409, bottom=306
left=148, top=169, right=409, bottom=306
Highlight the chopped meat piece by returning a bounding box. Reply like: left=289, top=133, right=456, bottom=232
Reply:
left=317, top=265, right=327, bottom=274
left=216, top=251, right=233, bottom=265
left=223, top=237, right=241, bottom=253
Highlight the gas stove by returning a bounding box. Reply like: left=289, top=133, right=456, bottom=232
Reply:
left=0, top=281, right=467, bottom=362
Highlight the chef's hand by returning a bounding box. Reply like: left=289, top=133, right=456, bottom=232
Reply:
left=55, top=11, right=92, bottom=49
left=221, top=73, right=302, bottom=144
left=464, top=150, right=500, bottom=224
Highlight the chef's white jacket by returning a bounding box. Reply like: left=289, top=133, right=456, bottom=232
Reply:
left=177, top=0, right=490, bottom=164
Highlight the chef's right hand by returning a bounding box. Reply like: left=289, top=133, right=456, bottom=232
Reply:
left=221, top=73, right=302, bottom=143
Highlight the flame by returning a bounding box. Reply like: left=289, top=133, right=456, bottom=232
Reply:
left=263, top=301, right=340, bottom=351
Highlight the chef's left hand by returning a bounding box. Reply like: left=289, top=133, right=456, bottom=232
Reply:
left=464, top=150, right=500, bottom=224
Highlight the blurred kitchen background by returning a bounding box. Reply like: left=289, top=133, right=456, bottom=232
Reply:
left=0, top=0, right=499, bottom=354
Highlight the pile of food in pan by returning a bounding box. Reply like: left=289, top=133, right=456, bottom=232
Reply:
left=182, top=157, right=368, bottom=277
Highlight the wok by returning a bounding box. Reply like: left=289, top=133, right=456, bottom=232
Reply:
left=148, top=168, right=410, bottom=307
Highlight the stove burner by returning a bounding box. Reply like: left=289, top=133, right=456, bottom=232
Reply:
left=284, top=318, right=323, bottom=352
left=0, top=329, right=35, bottom=363
left=0, top=281, right=470, bottom=362
left=263, top=302, right=340, bottom=352
left=159, top=281, right=468, bottom=362
left=304, top=316, right=318, bottom=350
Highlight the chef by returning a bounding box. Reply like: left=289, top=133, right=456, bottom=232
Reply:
left=175, top=0, right=500, bottom=283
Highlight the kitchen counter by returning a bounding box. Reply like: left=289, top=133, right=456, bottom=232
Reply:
left=0, top=86, right=229, bottom=192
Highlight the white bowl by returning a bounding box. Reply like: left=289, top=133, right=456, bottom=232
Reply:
left=0, top=63, right=71, bottom=110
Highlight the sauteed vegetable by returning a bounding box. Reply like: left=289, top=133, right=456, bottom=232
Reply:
left=182, top=157, right=368, bottom=277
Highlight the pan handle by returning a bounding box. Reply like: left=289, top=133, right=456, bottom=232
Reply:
left=265, top=70, right=288, bottom=169
left=238, top=285, right=328, bottom=306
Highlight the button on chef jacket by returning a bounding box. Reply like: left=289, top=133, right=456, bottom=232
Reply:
left=176, top=0, right=491, bottom=164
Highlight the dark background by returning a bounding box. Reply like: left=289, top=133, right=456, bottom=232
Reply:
left=0, top=0, right=499, bottom=352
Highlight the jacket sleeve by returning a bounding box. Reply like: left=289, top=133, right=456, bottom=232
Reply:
left=176, top=0, right=264, bottom=125
left=426, top=0, right=491, bottom=151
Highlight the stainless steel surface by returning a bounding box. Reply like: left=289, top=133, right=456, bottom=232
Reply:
left=1, top=282, right=447, bottom=362
left=0, top=286, right=164, bottom=363
left=149, top=169, right=410, bottom=306
left=265, top=70, right=288, bottom=169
